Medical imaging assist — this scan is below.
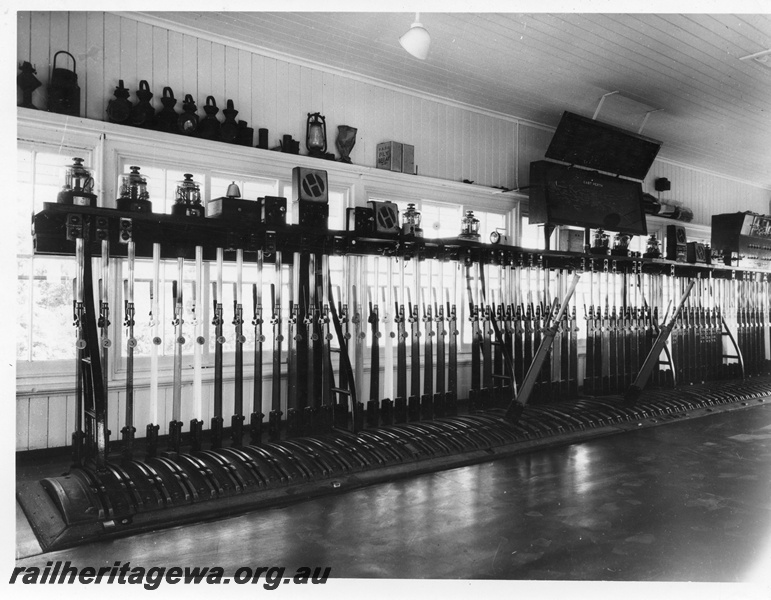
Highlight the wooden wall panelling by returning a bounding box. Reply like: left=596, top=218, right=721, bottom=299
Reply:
left=46, top=395, right=65, bottom=449
left=133, top=387, right=150, bottom=440
left=310, top=67, right=324, bottom=126
left=237, top=49, right=253, bottom=127
left=517, top=123, right=552, bottom=190
left=67, top=11, right=87, bottom=118
left=197, top=38, right=213, bottom=109
left=17, top=397, right=30, bottom=452
left=262, top=57, right=278, bottom=146
left=392, top=92, right=405, bottom=163
left=135, top=21, right=154, bottom=98
left=17, top=12, right=31, bottom=108
left=352, top=80, right=366, bottom=161
left=103, top=13, right=122, bottom=120
left=17, top=12, right=31, bottom=74
left=221, top=380, right=235, bottom=425
left=151, top=26, right=168, bottom=115
left=49, top=12, right=69, bottom=79
left=224, top=45, right=239, bottom=110
left=333, top=72, right=348, bottom=132
left=182, top=33, right=198, bottom=103
left=29, top=12, right=51, bottom=111
left=166, top=30, right=185, bottom=108
left=207, top=40, right=224, bottom=105
left=119, top=17, right=138, bottom=95
left=28, top=396, right=48, bottom=450
left=461, top=108, right=473, bottom=184
left=436, top=103, right=447, bottom=181
left=85, top=12, right=105, bottom=120
left=322, top=70, right=335, bottom=139
left=275, top=59, right=291, bottom=144
left=286, top=63, right=301, bottom=149
left=382, top=88, right=396, bottom=155
left=250, top=53, right=266, bottom=133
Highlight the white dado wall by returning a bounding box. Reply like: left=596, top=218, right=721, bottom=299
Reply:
left=16, top=11, right=771, bottom=452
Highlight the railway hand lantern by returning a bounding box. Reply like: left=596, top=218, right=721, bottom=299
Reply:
left=306, top=112, right=327, bottom=157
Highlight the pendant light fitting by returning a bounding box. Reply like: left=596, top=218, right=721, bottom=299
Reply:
left=399, top=12, right=431, bottom=60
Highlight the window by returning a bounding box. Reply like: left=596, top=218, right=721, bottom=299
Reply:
left=17, top=146, right=93, bottom=373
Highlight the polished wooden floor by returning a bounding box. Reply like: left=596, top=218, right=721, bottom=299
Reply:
left=15, top=402, right=771, bottom=582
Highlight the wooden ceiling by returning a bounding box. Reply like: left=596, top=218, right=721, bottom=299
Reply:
left=141, top=11, right=771, bottom=189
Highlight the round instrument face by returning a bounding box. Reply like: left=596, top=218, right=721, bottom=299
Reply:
left=490, top=230, right=501, bottom=244
left=375, top=205, right=399, bottom=231
left=301, top=172, right=327, bottom=200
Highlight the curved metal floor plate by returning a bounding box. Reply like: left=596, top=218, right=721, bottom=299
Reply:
left=17, top=378, right=771, bottom=552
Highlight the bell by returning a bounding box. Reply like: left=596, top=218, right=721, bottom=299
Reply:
left=226, top=182, right=241, bottom=198
left=57, top=158, right=96, bottom=207
left=47, top=51, right=80, bottom=116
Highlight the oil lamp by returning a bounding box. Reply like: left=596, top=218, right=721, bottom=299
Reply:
left=612, top=232, right=632, bottom=257
left=459, top=210, right=480, bottom=240
left=129, top=80, right=155, bottom=128
left=17, top=61, right=41, bottom=109
left=57, top=157, right=96, bottom=207
left=117, top=166, right=152, bottom=213
left=107, top=79, right=132, bottom=124
left=177, top=94, right=200, bottom=136
left=156, top=87, right=178, bottom=133
left=402, top=203, right=423, bottom=237
left=591, top=228, right=610, bottom=254
left=306, top=112, right=327, bottom=158
left=172, top=173, right=204, bottom=218
left=643, top=233, right=661, bottom=259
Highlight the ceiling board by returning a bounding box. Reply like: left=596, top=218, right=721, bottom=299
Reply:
left=138, top=11, right=771, bottom=189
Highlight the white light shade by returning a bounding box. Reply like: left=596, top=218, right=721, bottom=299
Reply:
left=399, top=21, right=431, bottom=60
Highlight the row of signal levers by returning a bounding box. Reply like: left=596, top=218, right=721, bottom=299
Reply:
left=72, top=235, right=771, bottom=469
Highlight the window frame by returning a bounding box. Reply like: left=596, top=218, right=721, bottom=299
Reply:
left=17, top=109, right=525, bottom=396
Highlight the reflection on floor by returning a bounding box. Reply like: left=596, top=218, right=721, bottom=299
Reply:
left=16, top=403, right=771, bottom=581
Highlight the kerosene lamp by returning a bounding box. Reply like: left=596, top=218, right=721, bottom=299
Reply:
left=17, top=61, right=41, bottom=109
left=611, top=232, right=632, bottom=257
left=57, top=157, right=96, bottom=207
left=591, top=228, right=610, bottom=254
left=172, top=173, right=204, bottom=218
left=643, top=233, right=661, bottom=259
left=117, top=166, right=152, bottom=213
left=402, top=203, right=423, bottom=237
left=459, top=210, right=480, bottom=240
left=306, top=112, right=328, bottom=158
